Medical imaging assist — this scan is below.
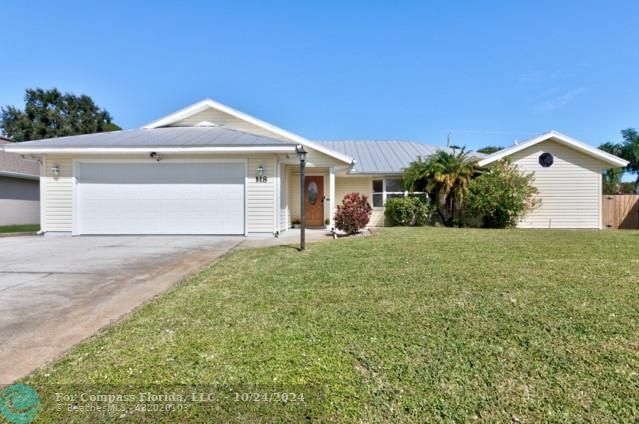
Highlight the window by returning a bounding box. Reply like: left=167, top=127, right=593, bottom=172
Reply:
left=539, top=152, right=554, bottom=167
left=372, top=179, right=426, bottom=207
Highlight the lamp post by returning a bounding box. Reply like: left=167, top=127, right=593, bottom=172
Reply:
left=296, top=145, right=307, bottom=251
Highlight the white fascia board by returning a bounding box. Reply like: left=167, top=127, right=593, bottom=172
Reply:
left=1, top=146, right=298, bottom=155
left=478, top=130, right=629, bottom=168
left=143, top=98, right=354, bottom=165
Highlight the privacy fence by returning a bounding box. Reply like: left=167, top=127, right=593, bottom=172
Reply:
left=602, top=195, right=639, bottom=229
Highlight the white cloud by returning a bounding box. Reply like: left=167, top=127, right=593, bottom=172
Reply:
left=537, top=87, right=587, bottom=112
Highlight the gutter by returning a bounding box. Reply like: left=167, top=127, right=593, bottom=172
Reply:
left=0, top=171, right=39, bottom=181
left=1, top=145, right=299, bottom=155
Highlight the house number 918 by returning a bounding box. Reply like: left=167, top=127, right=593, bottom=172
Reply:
left=255, top=176, right=268, bottom=183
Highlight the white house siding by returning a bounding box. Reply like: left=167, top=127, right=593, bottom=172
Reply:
left=42, top=156, right=74, bottom=232
left=169, top=109, right=289, bottom=141
left=41, top=154, right=280, bottom=234
left=246, top=156, right=277, bottom=233
left=508, top=140, right=606, bottom=229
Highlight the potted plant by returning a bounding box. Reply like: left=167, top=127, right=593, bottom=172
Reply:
left=292, top=219, right=301, bottom=229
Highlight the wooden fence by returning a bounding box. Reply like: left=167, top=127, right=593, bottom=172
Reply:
left=602, top=195, right=639, bottom=229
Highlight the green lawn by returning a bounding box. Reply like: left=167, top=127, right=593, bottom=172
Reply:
left=0, top=224, right=39, bottom=234
left=22, top=228, right=639, bottom=422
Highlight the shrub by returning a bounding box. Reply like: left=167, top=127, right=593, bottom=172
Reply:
left=334, top=192, right=373, bottom=234
left=385, top=196, right=434, bottom=226
left=465, top=160, right=539, bottom=228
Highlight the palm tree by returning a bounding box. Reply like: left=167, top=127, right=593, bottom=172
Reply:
left=404, top=148, right=477, bottom=226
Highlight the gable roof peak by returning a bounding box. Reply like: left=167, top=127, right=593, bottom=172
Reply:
left=478, top=130, right=628, bottom=168
left=143, top=98, right=353, bottom=164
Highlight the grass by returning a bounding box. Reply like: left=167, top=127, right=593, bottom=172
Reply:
left=0, top=224, right=39, bottom=234
left=22, top=228, right=639, bottom=422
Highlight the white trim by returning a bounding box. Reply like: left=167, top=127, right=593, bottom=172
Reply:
left=274, top=158, right=280, bottom=234
left=329, top=166, right=336, bottom=227
left=283, top=165, right=289, bottom=230
left=142, top=98, right=354, bottom=165
left=3, top=146, right=297, bottom=155
left=71, top=158, right=248, bottom=236
left=39, top=160, right=45, bottom=232
left=598, top=172, right=603, bottom=230
left=478, top=130, right=629, bottom=168
left=72, top=158, right=248, bottom=164
left=72, top=161, right=79, bottom=235
left=244, top=159, right=249, bottom=236
left=371, top=177, right=425, bottom=207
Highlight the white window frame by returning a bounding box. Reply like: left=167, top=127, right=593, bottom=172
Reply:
left=372, top=178, right=426, bottom=207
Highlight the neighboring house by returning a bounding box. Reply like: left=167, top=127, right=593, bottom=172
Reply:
left=1, top=99, right=627, bottom=235
left=0, top=136, right=40, bottom=226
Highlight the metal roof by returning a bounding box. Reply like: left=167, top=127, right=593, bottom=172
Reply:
left=316, top=140, right=458, bottom=174
left=4, top=126, right=297, bottom=149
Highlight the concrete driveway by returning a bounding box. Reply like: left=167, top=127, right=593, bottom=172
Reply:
left=0, top=235, right=243, bottom=384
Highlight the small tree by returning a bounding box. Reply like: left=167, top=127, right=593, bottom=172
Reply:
left=385, top=196, right=434, bottom=226
left=403, top=148, right=477, bottom=226
left=334, top=192, right=372, bottom=234
left=465, top=160, right=539, bottom=228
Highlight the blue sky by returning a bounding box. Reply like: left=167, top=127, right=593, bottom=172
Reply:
left=1, top=1, right=638, bottom=151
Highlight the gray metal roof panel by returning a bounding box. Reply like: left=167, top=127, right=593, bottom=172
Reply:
left=9, top=126, right=297, bottom=148
left=316, top=140, right=452, bottom=174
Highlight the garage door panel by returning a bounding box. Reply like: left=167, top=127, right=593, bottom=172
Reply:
left=77, top=162, right=245, bottom=235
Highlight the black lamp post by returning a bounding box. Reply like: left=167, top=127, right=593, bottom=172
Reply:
left=296, top=145, right=307, bottom=251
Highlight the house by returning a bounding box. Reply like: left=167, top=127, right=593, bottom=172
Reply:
left=478, top=131, right=628, bottom=229
left=0, top=99, right=627, bottom=235
left=0, top=136, right=40, bottom=226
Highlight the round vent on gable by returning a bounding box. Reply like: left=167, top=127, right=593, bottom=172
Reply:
left=539, top=152, right=554, bottom=167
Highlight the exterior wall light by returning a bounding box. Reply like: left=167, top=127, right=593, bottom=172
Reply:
left=51, top=165, right=60, bottom=176
left=257, top=165, right=264, bottom=177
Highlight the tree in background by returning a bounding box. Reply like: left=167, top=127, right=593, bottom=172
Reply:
left=403, top=148, right=477, bottom=226
left=0, top=88, right=120, bottom=141
left=599, top=129, right=639, bottom=193
left=620, top=128, right=639, bottom=190
left=599, top=141, right=626, bottom=194
left=465, top=160, right=539, bottom=228
left=477, top=146, right=504, bottom=155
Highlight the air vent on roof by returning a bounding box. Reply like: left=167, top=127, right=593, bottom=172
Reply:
left=195, top=121, right=218, bottom=127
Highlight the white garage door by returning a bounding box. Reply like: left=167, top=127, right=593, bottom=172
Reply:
left=76, top=162, right=245, bottom=235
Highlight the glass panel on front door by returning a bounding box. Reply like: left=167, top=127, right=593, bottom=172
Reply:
left=308, top=181, right=318, bottom=205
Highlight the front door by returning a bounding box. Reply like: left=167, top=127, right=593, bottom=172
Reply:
left=303, top=176, right=324, bottom=226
